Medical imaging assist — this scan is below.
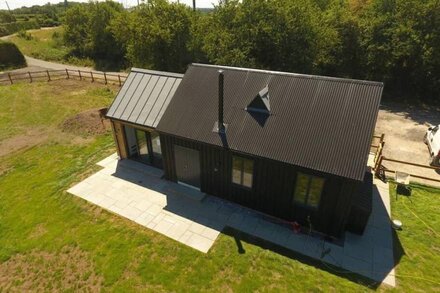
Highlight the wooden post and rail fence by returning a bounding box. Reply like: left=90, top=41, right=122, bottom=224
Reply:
left=0, top=69, right=128, bottom=87
left=371, top=134, right=440, bottom=184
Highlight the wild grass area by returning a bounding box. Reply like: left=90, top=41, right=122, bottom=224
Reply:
left=8, top=27, right=94, bottom=68
left=0, top=80, right=439, bottom=291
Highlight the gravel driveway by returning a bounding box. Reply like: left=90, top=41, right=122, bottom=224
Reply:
left=375, top=102, right=440, bottom=187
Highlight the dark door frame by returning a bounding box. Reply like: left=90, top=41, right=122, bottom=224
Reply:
left=122, top=124, right=163, bottom=169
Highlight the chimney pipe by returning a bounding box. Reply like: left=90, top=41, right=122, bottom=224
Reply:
left=218, top=70, right=224, bottom=133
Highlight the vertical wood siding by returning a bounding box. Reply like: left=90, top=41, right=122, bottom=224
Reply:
left=160, top=134, right=361, bottom=237
left=111, top=121, right=128, bottom=159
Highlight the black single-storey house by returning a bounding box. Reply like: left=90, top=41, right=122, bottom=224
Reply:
left=106, top=64, right=383, bottom=238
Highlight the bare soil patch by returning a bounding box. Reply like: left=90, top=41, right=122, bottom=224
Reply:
left=29, top=224, right=48, bottom=239
left=0, top=129, right=48, bottom=157
left=61, top=108, right=110, bottom=136
left=0, top=246, right=103, bottom=292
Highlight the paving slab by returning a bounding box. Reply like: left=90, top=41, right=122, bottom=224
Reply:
left=68, top=154, right=396, bottom=287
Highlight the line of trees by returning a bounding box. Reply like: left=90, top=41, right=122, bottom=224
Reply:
left=63, top=0, right=440, bottom=101
left=0, top=2, right=82, bottom=36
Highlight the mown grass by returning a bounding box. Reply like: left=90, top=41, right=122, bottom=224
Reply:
left=0, top=79, right=114, bottom=141
left=8, top=27, right=94, bottom=68
left=389, top=182, right=440, bottom=292
left=0, top=80, right=439, bottom=291
left=0, top=139, right=375, bottom=292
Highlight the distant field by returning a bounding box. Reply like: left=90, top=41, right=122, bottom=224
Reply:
left=9, top=27, right=94, bottom=68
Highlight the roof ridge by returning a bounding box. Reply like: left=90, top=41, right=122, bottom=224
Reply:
left=190, top=63, right=383, bottom=87
left=131, top=67, right=184, bottom=78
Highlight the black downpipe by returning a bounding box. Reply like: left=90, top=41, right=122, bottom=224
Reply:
left=218, top=70, right=224, bottom=132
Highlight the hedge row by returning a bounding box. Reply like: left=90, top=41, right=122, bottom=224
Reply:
left=0, top=41, right=26, bottom=70
left=0, top=20, right=40, bottom=37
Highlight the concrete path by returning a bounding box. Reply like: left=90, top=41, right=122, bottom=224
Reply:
left=68, top=154, right=396, bottom=287
left=1, top=27, right=127, bottom=76
left=0, top=57, right=128, bottom=81
left=23, top=56, right=127, bottom=76
left=25, top=56, right=93, bottom=72
left=0, top=27, right=56, bottom=41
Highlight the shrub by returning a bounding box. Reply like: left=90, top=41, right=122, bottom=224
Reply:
left=51, top=31, right=63, bottom=47
left=0, top=20, right=40, bottom=37
left=17, top=29, right=33, bottom=40
left=0, top=41, right=27, bottom=70
left=0, top=11, right=15, bottom=24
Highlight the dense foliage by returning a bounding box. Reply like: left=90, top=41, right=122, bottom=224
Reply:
left=63, top=1, right=125, bottom=70
left=0, top=11, right=16, bottom=23
left=0, top=20, right=40, bottom=37
left=61, top=0, right=440, bottom=101
left=0, top=3, right=67, bottom=36
left=0, top=41, right=26, bottom=70
left=0, top=2, right=83, bottom=36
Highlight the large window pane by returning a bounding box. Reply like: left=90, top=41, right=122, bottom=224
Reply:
left=232, top=156, right=242, bottom=185
left=135, top=130, right=149, bottom=163
left=242, top=159, right=254, bottom=188
left=151, top=132, right=162, bottom=157
left=293, top=173, right=309, bottom=204
left=308, top=177, right=324, bottom=207
left=293, top=173, right=325, bottom=208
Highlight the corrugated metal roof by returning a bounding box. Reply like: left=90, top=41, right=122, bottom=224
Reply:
left=106, top=68, right=183, bottom=128
left=156, top=64, right=383, bottom=181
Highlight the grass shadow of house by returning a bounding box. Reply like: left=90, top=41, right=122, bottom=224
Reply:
left=110, top=159, right=403, bottom=288
left=222, top=226, right=383, bottom=289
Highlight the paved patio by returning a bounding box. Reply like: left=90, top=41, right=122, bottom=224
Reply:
left=68, top=154, right=396, bottom=287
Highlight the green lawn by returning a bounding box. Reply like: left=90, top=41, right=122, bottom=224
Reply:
left=0, top=80, right=439, bottom=291
left=389, top=183, right=440, bottom=292
left=8, top=27, right=94, bottom=68
left=0, top=79, right=114, bottom=141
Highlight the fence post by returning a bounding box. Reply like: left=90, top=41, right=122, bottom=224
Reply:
left=104, top=72, right=107, bottom=85
left=66, top=69, right=69, bottom=79
left=118, top=74, right=121, bottom=87
left=46, top=70, right=51, bottom=82
left=78, top=70, right=82, bottom=81
left=375, top=155, right=384, bottom=179
left=90, top=71, right=94, bottom=82
left=28, top=72, right=32, bottom=83
left=7, top=73, right=13, bottom=84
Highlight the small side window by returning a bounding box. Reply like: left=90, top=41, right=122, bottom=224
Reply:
left=232, top=155, right=254, bottom=188
left=293, top=173, right=325, bottom=208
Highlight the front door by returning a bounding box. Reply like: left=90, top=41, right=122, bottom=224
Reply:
left=174, top=145, right=201, bottom=189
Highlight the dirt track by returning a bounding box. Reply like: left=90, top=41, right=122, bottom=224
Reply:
left=375, top=102, right=440, bottom=187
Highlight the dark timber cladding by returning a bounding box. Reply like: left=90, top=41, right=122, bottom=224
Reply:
left=157, top=64, right=383, bottom=181
left=159, top=134, right=361, bottom=237
left=106, top=68, right=183, bottom=128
